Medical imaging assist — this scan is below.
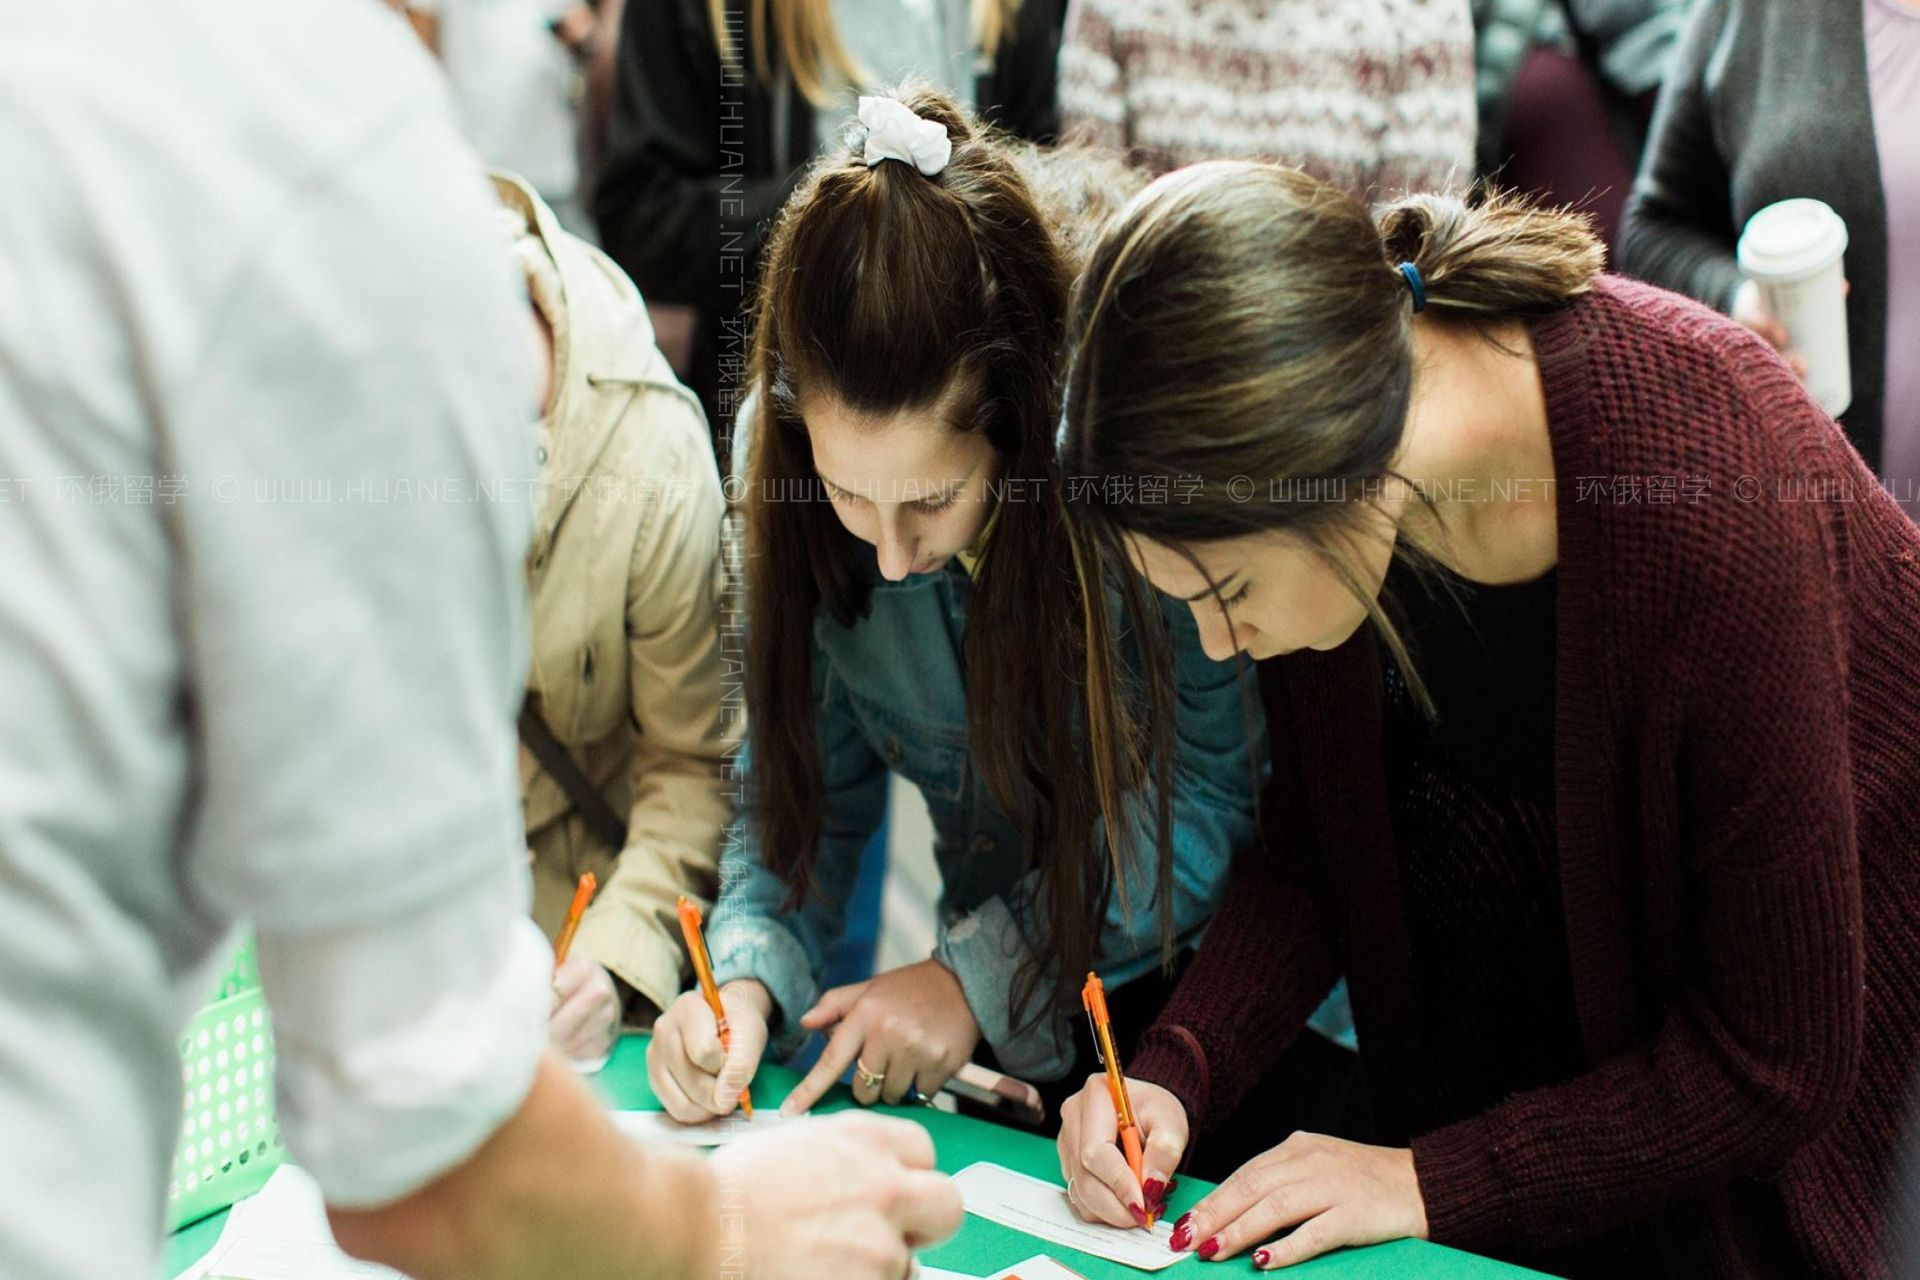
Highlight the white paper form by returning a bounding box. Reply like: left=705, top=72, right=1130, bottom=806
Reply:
left=610, top=1108, right=795, bottom=1147
left=176, top=1166, right=404, bottom=1280
left=985, top=1255, right=1104, bottom=1280
left=950, top=1163, right=1188, bottom=1272
left=916, top=1258, right=1092, bottom=1280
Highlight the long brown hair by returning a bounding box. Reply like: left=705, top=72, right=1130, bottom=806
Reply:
left=710, top=0, right=1026, bottom=107
left=1061, top=162, right=1604, bottom=702
left=742, top=88, right=1163, bottom=1031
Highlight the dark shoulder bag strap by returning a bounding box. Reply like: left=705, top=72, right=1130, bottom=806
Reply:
left=518, top=697, right=630, bottom=851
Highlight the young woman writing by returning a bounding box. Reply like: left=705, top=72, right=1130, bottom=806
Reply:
left=645, top=94, right=1259, bottom=1187
left=1054, top=163, right=1920, bottom=1275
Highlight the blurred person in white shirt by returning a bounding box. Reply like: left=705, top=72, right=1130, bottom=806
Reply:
left=0, top=4, right=958, bottom=1278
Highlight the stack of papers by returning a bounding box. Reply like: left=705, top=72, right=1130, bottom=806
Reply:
left=176, top=1149, right=1175, bottom=1279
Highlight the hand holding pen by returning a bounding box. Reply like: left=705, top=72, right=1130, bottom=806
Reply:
left=548, top=873, right=622, bottom=1064
left=1056, top=972, right=1191, bottom=1231
left=676, top=895, right=755, bottom=1117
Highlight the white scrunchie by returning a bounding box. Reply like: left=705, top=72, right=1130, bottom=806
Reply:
left=858, top=95, right=952, bottom=176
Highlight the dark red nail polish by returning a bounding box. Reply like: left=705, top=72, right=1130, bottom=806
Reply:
left=1169, top=1224, right=1192, bottom=1252
left=1129, top=1203, right=1148, bottom=1227
left=1176, top=1211, right=1193, bottom=1229
left=1253, top=1248, right=1271, bottom=1268
left=1142, top=1178, right=1165, bottom=1212
left=1199, top=1237, right=1221, bottom=1260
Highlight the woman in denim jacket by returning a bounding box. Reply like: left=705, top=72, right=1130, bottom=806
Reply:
left=645, top=91, right=1262, bottom=1178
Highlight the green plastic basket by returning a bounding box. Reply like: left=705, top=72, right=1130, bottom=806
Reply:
left=166, top=938, right=283, bottom=1230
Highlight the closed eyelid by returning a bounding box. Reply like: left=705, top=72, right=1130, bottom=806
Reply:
left=1174, top=568, right=1242, bottom=602
left=818, top=474, right=961, bottom=507
left=1180, top=576, right=1246, bottom=604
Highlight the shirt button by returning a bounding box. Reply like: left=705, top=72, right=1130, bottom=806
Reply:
left=535, top=445, right=549, bottom=465
left=972, top=833, right=996, bottom=854
left=883, top=737, right=903, bottom=765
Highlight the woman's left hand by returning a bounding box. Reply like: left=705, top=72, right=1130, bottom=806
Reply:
left=781, top=959, right=982, bottom=1115
left=1169, top=1133, right=1428, bottom=1269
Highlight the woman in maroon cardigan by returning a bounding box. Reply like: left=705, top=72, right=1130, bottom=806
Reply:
left=1051, top=161, right=1920, bottom=1277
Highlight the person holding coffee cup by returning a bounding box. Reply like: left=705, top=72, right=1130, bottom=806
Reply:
left=1619, top=0, right=1920, bottom=517
left=1734, top=197, right=1854, bottom=419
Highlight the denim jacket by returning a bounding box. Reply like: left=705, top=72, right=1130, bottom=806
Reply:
left=706, top=555, right=1265, bottom=1080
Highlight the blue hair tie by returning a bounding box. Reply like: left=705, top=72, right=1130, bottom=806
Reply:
left=1397, top=262, right=1427, bottom=313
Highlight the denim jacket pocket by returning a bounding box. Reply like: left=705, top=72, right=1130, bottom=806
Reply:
left=838, top=686, right=970, bottom=804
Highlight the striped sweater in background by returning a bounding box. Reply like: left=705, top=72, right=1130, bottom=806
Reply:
left=1060, top=0, right=1477, bottom=201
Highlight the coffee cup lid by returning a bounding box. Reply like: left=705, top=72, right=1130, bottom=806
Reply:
left=1738, top=199, right=1849, bottom=282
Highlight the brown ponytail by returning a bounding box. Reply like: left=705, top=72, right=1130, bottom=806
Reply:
left=1378, top=189, right=1605, bottom=318
left=744, top=87, right=1161, bottom=1033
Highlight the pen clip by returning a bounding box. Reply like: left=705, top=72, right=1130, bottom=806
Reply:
left=1085, top=1002, right=1107, bottom=1066
left=1081, top=979, right=1108, bottom=1066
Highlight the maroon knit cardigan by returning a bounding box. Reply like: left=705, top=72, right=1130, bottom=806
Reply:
left=1129, top=276, right=1920, bottom=1277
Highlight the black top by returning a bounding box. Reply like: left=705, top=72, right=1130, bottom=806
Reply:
left=1380, top=557, right=1580, bottom=1128
left=1382, top=559, right=1645, bottom=1275
left=1619, top=0, right=1891, bottom=469
left=1385, top=558, right=1558, bottom=804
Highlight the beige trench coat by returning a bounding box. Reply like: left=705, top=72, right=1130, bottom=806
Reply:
left=495, top=175, right=737, bottom=1018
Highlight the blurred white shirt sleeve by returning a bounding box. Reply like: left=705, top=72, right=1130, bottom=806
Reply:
left=257, top=883, right=552, bottom=1207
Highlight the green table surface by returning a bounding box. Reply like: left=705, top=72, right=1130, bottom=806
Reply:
left=167, top=1035, right=1548, bottom=1278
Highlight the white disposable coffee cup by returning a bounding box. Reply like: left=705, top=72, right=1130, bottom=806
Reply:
left=1736, top=198, right=1852, bottom=417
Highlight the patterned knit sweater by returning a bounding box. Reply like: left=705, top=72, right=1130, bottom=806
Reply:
left=1058, top=0, right=1477, bottom=198
left=1128, top=276, right=1920, bottom=1277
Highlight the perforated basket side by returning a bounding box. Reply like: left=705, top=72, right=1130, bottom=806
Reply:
left=166, top=944, right=283, bottom=1230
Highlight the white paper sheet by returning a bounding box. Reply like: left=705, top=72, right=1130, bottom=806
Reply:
left=179, top=1166, right=404, bottom=1280
left=986, top=1254, right=1103, bottom=1280
left=610, top=1108, right=794, bottom=1147
left=914, top=1259, right=1087, bottom=1280
left=950, top=1163, right=1186, bottom=1272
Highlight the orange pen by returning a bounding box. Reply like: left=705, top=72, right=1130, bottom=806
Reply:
left=676, top=894, right=753, bottom=1117
left=552, top=872, right=597, bottom=971
left=1082, top=971, right=1150, bottom=1226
